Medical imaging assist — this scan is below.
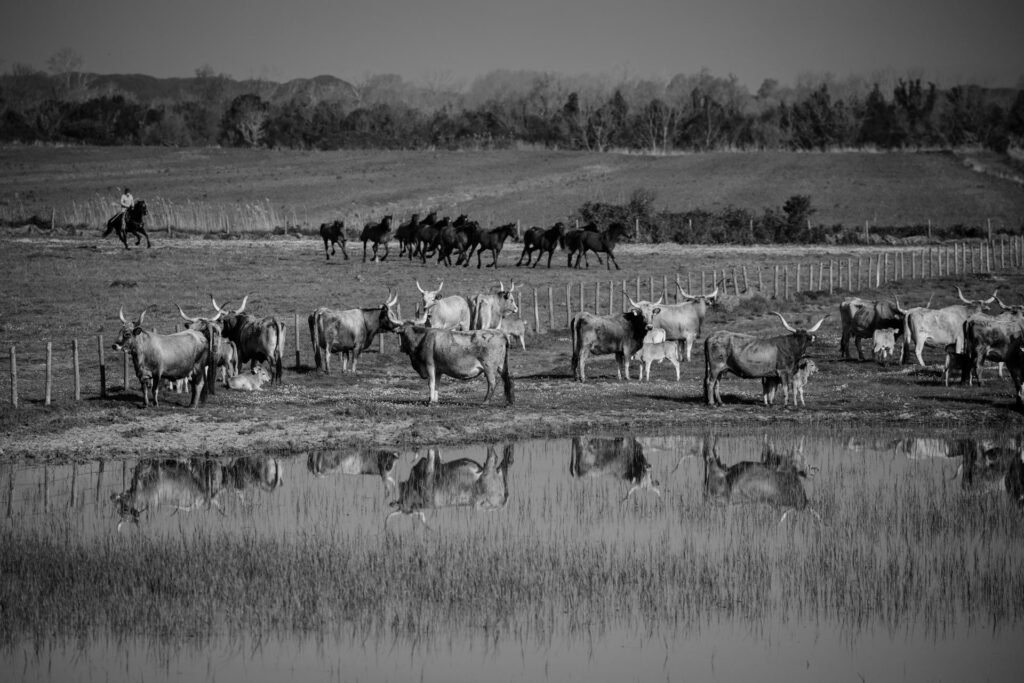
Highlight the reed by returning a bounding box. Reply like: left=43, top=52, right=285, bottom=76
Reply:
left=58, top=196, right=294, bottom=234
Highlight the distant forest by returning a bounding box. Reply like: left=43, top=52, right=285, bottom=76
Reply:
left=2, top=55, right=1023, bottom=152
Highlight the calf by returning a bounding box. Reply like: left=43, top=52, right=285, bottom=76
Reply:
left=497, top=314, right=527, bottom=350
left=226, top=366, right=272, bottom=391
left=872, top=328, right=896, bottom=365
left=943, top=343, right=972, bottom=387
left=307, top=449, right=400, bottom=496
left=633, top=340, right=682, bottom=381
left=763, top=358, right=818, bottom=407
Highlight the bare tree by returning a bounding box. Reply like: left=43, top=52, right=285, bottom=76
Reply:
left=47, top=48, right=91, bottom=100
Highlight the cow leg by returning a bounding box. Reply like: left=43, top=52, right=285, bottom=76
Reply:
left=671, top=358, right=680, bottom=381
left=482, top=367, right=496, bottom=403
left=578, top=349, right=588, bottom=382
left=854, top=337, right=866, bottom=361
left=915, top=341, right=926, bottom=367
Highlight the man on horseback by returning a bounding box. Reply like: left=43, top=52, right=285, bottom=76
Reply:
left=119, top=187, right=134, bottom=234
left=103, top=187, right=151, bottom=249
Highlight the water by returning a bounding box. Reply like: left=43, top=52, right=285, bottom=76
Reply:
left=3, top=429, right=1024, bottom=682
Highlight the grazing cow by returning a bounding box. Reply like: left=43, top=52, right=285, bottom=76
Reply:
left=943, top=343, right=973, bottom=387
left=416, top=280, right=472, bottom=330
left=570, top=436, right=660, bottom=500
left=112, top=307, right=216, bottom=408
left=395, top=213, right=420, bottom=259
left=111, top=458, right=220, bottom=530
left=497, top=313, right=527, bottom=350
left=319, top=220, right=349, bottom=260
left=386, top=445, right=514, bottom=527
left=762, top=358, right=818, bottom=407
left=226, top=366, right=272, bottom=391
left=570, top=297, right=660, bottom=382
left=307, top=449, right=400, bottom=496
left=897, top=287, right=996, bottom=366
left=470, top=281, right=519, bottom=330
left=704, top=312, right=826, bottom=407
left=838, top=297, right=906, bottom=360
left=637, top=285, right=719, bottom=362
left=516, top=222, right=565, bottom=268
left=562, top=222, right=602, bottom=268
left=702, top=435, right=812, bottom=522
left=211, top=294, right=286, bottom=384
left=962, top=296, right=1024, bottom=385
left=872, top=328, right=896, bottom=365
left=571, top=221, right=631, bottom=270
left=383, top=309, right=515, bottom=405
left=632, top=340, right=682, bottom=381
left=308, top=292, right=398, bottom=374
left=103, top=200, right=151, bottom=249
left=360, top=215, right=393, bottom=262
left=462, top=222, right=517, bottom=268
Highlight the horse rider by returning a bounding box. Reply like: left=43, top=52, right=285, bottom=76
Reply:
left=119, top=187, right=134, bottom=232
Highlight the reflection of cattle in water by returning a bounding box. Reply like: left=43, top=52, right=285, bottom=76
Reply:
left=111, top=459, right=220, bottom=530
left=386, top=445, right=514, bottom=527
left=891, top=438, right=979, bottom=460
left=702, top=435, right=814, bottom=523
left=959, top=440, right=1019, bottom=495
left=307, top=449, right=400, bottom=495
left=570, top=436, right=660, bottom=499
left=222, top=456, right=283, bottom=497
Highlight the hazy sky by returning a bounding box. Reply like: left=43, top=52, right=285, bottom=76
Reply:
left=2, top=0, right=1021, bottom=89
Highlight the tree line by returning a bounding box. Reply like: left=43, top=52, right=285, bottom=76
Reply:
left=2, top=59, right=1023, bottom=152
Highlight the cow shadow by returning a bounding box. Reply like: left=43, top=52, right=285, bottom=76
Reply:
left=929, top=394, right=1003, bottom=407
left=634, top=392, right=705, bottom=406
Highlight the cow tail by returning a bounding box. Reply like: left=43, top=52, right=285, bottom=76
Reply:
left=502, top=334, right=515, bottom=405
left=202, top=325, right=216, bottom=403
left=570, top=315, right=579, bottom=378
left=275, top=319, right=285, bottom=384
left=311, top=310, right=321, bottom=372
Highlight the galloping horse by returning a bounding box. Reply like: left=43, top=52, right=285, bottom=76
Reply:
left=104, top=200, right=151, bottom=249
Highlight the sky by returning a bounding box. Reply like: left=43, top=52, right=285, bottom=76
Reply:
left=2, top=0, right=1022, bottom=90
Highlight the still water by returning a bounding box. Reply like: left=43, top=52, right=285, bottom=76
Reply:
left=3, top=430, right=1023, bottom=682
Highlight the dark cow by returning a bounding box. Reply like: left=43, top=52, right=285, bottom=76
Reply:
left=385, top=444, right=514, bottom=528
left=308, top=291, right=398, bottom=374
left=470, top=281, right=518, bottom=330
left=383, top=308, right=515, bottom=405
left=395, top=213, right=421, bottom=259
left=307, top=449, right=400, bottom=496
left=963, top=296, right=1024, bottom=385
left=360, top=215, right=393, bottom=262
left=110, top=458, right=220, bottom=530
left=462, top=222, right=517, bottom=268
left=570, top=298, right=660, bottom=382
left=112, top=306, right=216, bottom=408
left=515, top=222, right=565, bottom=268
left=572, top=221, right=631, bottom=270
left=838, top=297, right=906, bottom=361
left=211, top=295, right=286, bottom=384
left=562, top=222, right=601, bottom=268
left=898, top=287, right=996, bottom=366
left=416, top=280, right=472, bottom=330
left=702, top=435, right=812, bottom=523
left=319, top=220, right=349, bottom=260
left=570, top=436, right=661, bottom=500
left=704, top=312, right=826, bottom=407
left=103, top=199, right=151, bottom=249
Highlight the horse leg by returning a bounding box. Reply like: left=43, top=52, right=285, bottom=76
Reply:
left=362, top=240, right=368, bottom=262
left=606, top=251, right=619, bottom=270
left=380, top=242, right=389, bottom=261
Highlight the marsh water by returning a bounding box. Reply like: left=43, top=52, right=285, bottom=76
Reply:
left=3, top=430, right=1024, bottom=682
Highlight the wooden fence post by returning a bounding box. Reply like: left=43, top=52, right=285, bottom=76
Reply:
left=635, top=277, right=640, bottom=302
left=687, top=273, right=694, bottom=295
left=548, top=287, right=554, bottom=330
left=98, top=335, right=106, bottom=399
left=795, top=263, right=801, bottom=293
left=701, top=271, right=706, bottom=295
left=663, top=275, right=668, bottom=301
left=73, top=339, right=80, bottom=401
left=784, top=266, right=790, bottom=300
left=45, top=341, right=53, bottom=406
left=773, top=265, right=779, bottom=299
left=621, top=280, right=627, bottom=313
left=9, top=346, right=16, bottom=408
left=533, top=288, right=540, bottom=333
left=595, top=281, right=600, bottom=315
left=829, top=261, right=834, bottom=295
left=565, top=283, right=572, bottom=328
left=757, top=267, right=763, bottom=294
left=609, top=279, right=614, bottom=312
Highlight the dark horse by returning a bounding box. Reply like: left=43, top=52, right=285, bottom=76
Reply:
left=464, top=222, right=517, bottom=268
left=516, top=221, right=565, bottom=268
left=319, top=220, right=349, bottom=260
left=104, top=200, right=151, bottom=249
left=360, top=215, right=393, bottom=262
left=573, top=221, right=630, bottom=270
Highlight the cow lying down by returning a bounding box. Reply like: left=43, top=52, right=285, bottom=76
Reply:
left=226, top=366, right=272, bottom=391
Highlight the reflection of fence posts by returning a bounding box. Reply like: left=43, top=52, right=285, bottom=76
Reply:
left=98, top=335, right=106, bottom=398
left=73, top=339, right=80, bottom=401
left=10, top=346, right=17, bottom=408
left=45, top=342, right=53, bottom=406
left=533, top=288, right=540, bottom=333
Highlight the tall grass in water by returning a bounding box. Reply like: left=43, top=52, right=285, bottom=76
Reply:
left=2, top=436, right=1024, bottom=652
left=59, top=196, right=297, bottom=234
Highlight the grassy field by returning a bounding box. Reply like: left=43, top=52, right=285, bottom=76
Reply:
left=2, top=146, right=1024, bottom=233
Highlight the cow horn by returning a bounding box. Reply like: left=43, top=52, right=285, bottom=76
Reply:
left=118, top=306, right=127, bottom=324
left=956, top=286, right=971, bottom=304
left=653, top=296, right=663, bottom=305
left=807, top=315, right=828, bottom=333
left=926, top=293, right=934, bottom=309
left=498, top=280, right=505, bottom=291
left=984, top=289, right=998, bottom=304
left=436, top=281, right=443, bottom=293
left=176, top=304, right=197, bottom=323
left=772, top=311, right=797, bottom=332
left=893, top=296, right=908, bottom=315
left=676, top=284, right=694, bottom=299
left=416, top=280, right=426, bottom=294
left=138, top=307, right=148, bottom=326
left=708, top=285, right=719, bottom=299
left=509, top=281, right=516, bottom=293
left=210, top=295, right=224, bottom=314
left=627, top=295, right=638, bottom=309
left=235, top=295, right=248, bottom=314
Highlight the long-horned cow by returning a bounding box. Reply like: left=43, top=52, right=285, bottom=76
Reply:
left=211, top=294, right=286, bottom=384
left=308, top=292, right=398, bottom=374
left=638, top=285, right=719, bottom=362
left=307, top=449, right=400, bottom=496
left=962, top=295, right=1024, bottom=385
left=111, top=458, right=221, bottom=530
left=113, top=306, right=217, bottom=408
left=704, top=312, right=826, bottom=407
left=383, top=306, right=515, bottom=405
left=838, top=297, right=906, bottom=361
left=416, top=280, right=472, bottom=330
left=470, top=281, right=518, bottom=329
left=570, top=297, right=660, bottom=382
left=176, top=304, right=237, bottom=390
left=386, top=445, right=514, bottom=528
left=570, top=436, right=661, bottom=500
left=897, top=287, right=996, bottom=366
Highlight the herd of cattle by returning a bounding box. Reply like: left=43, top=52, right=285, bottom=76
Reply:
left=319, top=213, right=632, bottom=270
left=112, top=277, right=1024, bottom=411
